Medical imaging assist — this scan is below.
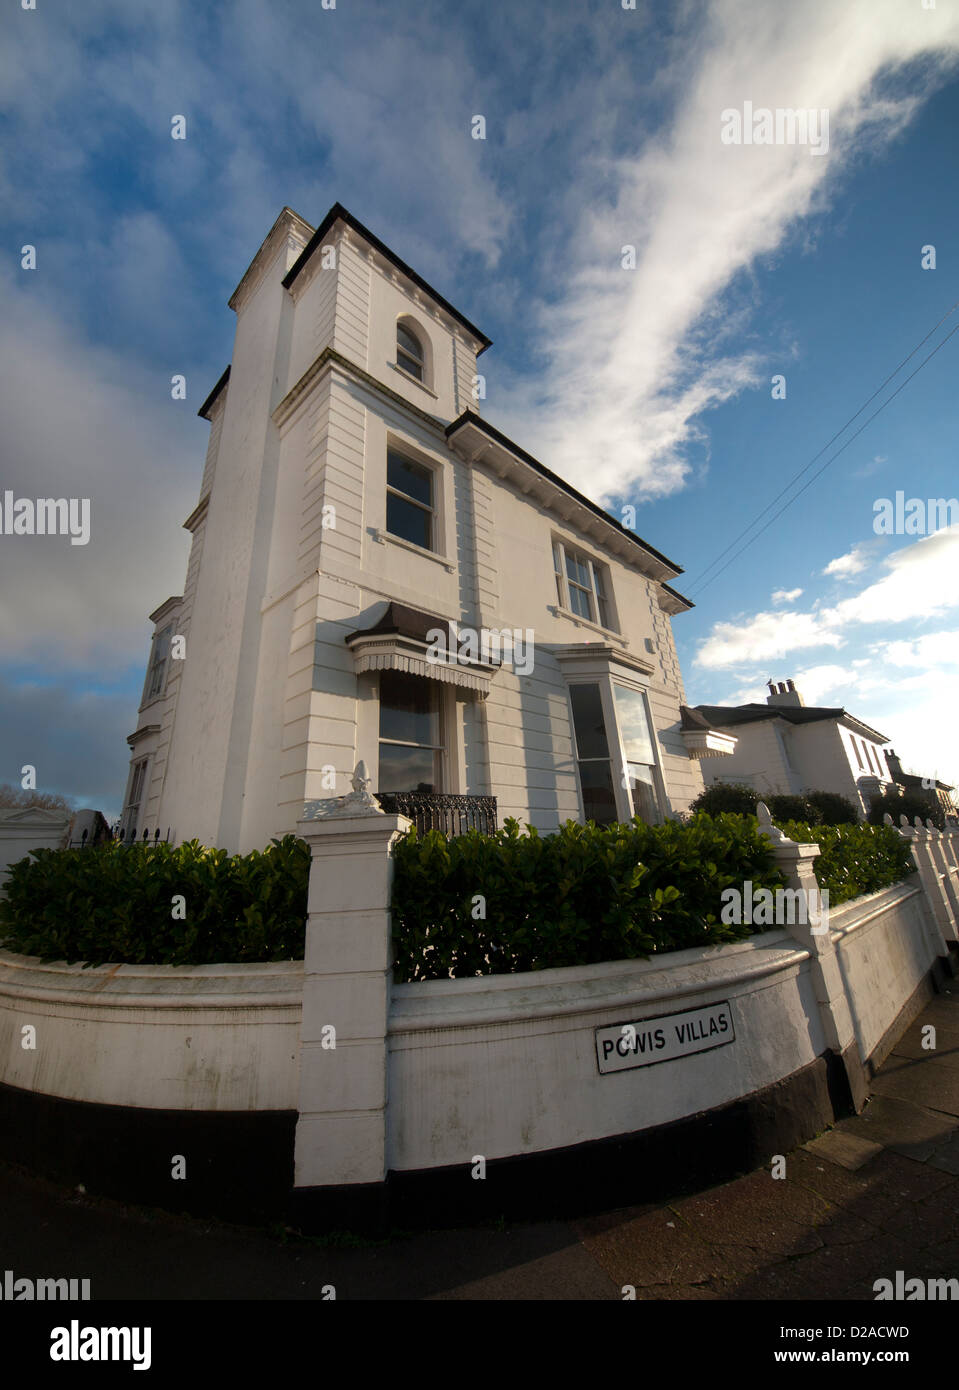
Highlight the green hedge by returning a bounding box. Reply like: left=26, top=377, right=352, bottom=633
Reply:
left=390, top=814, right=788, bottom=982
left=776, top=821, right=915, bottom=905
left=0, top=835, right=309, bottom=967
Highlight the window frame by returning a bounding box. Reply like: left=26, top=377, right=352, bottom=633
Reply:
left=552, top=537, right=615, bottom=632
left=395, top=321, right=426, bottom=382
left=565, top=673, right=665, bottom=825
left=122, top=756, right=149, bottom=839
left=376, top=669, right=447, bottom=794
left=142, top=625, right=173, bottom=705
left=385, top=447, right=435, bottom=553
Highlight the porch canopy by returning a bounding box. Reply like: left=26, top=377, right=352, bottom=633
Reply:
left=679, top=705, right=738, bottom=759
left=345, top=602, right=500, bottom=697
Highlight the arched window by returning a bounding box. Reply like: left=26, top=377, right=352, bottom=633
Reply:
left=396, top=322, right=425, bottom=382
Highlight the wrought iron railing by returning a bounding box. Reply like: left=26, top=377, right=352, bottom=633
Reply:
left=74, top=826, right=172, bottom=848
left=376, top=792, right=497, bottom=837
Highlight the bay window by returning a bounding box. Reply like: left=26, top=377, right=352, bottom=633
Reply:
left=567, top=676, right=663, bottom=825
left=378, top=670, right=444, bottom=793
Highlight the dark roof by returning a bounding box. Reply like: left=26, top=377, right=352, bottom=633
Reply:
left=346, top=602, right=447, bottom=646
left=198, top=365, right=230, bottom=420
left=680, top=705, right=718, bottom=732
left=282, top=203, right=492, bottom=353
left=895, top=770, right=954, bottom=793
left=691, top=703, right=890, bottom=743
left=446, top=411, right=684, bottom=580
left=662, top=581, right=694, bottom=611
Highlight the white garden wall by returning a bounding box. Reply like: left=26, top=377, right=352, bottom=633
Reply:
left=0, top=951, right=302, bottom=1111
left=832, top=880, right=938, bottom=1062
left=388, top=932, right=823, bottom=1170
left=0, top=809, right=70, bottom=893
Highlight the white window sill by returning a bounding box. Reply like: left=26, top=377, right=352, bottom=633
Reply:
left=390, top=362, right=438, bottom=400
left=550, top=605, right=627, bottom=644
left=372, top=527, right=456, bottom=574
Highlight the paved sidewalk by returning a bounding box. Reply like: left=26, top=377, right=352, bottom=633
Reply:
left=2, top=984, right=957, bottom=1300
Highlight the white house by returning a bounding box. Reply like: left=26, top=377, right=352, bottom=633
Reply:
left=689, top=678, right=896, bottom=817
left=121, top=203, right=713, bottom=852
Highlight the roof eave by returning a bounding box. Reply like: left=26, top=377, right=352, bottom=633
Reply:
left=446, top=411, right=684, bottom=585
left=282, top=203, right=492, bottom=353
left=198, top=365, right=230, bottom=420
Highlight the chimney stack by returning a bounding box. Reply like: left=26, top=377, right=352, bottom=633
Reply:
left=766, top=678, right=805, bottom=709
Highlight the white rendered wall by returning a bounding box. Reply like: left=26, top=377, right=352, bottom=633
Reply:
left=0, top=951, right=302, bottom=1111
left=157, top=232, right=301, bottom=849
left=0, top=811, right=70, bottom=893
left=832, top=882, right=936, bottom=1061
left=388, top=933, right=824, bottom=1170
left=387, top=880, right=937, bottom=1170
left=705, top=719, right=793, bottom=796
left=149, top=209, right=701, bottom=849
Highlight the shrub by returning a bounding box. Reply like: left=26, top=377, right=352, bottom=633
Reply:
left=390, top=814, right=787, bottom=982
left=0, top=835, right=309, bottom=966
left=765, top=794, right=822, bottom=825
left=688, top=782, right=758, bottom=817
left=775, top=821, right=915, bottom=905
left=867, top=789, right=945, bottom=832
left=803, top=791, right=859, bottom=826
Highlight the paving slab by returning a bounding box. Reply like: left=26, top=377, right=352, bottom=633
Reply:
left=891, top=1018, right=959, bottom=1063
left=574, top=1202, right=774, bottom=1291
left=870, top=1052, right=959, bottom=1117
left=836, top=1093, right=957, bottom=1160
left=928, top=1131, right=959, bottom=1176
left=729, top=1232, right=918, bottom=1302
left=426, top=1243, right=620, bottom=1300
left=670, top=1169, right=831, bottom=1257
left=803, top=1130, right=884, bottom=1171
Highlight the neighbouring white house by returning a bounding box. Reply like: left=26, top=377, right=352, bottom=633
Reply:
left=884, top=748, right=957, bottom=822
left=121, top=203, right=716, bottom=853
left=688, top=678, right=898, bottom=817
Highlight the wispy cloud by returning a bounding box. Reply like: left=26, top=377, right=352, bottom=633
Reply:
left=823, top=544, right=871, bottom=578
left=695, top=525, right=959, bottom=669
left=496, top=0, right=959, bottom=505
left=772, top=587, right=804, bottom=604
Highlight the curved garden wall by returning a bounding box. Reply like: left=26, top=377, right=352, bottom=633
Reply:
left=386, top=882, right=934, bottom=1173
left=0, top=950, right=303, bottom=1111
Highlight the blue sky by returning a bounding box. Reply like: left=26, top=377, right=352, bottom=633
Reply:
left=1, top=0, right=958, bottom=820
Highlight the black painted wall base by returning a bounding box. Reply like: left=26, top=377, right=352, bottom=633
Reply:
left=0, top=1082, right=296, bottom=1224
left=3, top=958, right=949, bottom=1234
left=288, top=1055, right=838, bottom=1235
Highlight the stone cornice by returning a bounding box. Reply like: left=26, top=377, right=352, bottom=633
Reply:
left=148, top=595, right=182, bottom=624
left=126, top=723, right=162, bottom=748
left=228, top=206, right=314, bottom=315
left=183, top=495, right=210, bottom=533
left=272, top=346, right=447, bottom=436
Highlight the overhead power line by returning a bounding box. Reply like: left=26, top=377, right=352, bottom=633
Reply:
left=686, top=297, right=959, bottom=596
